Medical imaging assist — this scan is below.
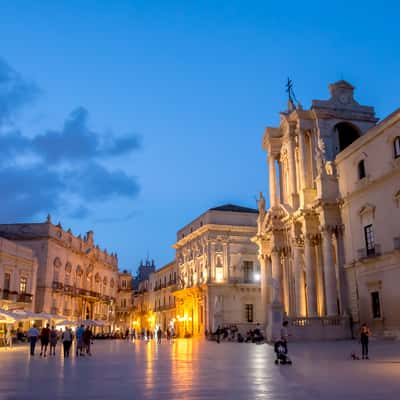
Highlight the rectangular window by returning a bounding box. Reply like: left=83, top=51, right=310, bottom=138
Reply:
left=243, top=261, right=254, bottom=283
left=4, top=273, right=11, bottom=290
left=364, top=224, right=375, bottom=255
left=245, top=304, right=254, bottom=323
left=371, top=291, right=381, bottom=319
left=19, top=277, right=27, bottom=293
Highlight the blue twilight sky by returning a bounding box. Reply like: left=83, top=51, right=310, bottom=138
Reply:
left=0, top=0, right=399, bottom=272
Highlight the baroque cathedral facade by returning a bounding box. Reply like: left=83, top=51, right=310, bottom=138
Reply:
left=255, top=80, right=400, bottom=340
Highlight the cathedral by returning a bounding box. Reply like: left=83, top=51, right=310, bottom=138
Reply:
left=255, top=81, right=400, bottom=340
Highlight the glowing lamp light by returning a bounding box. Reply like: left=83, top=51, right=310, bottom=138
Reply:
left=254, top=273, right=261, bottom=281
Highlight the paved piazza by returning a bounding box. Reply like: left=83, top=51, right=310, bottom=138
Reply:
left=0, top=339, right=399, bottom=399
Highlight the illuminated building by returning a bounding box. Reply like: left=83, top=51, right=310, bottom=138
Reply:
left=0, top=216, right=118, bottom=330
left=0, top=236, right=37, bottom=312
left=255, top=80, right=400, bottom=340
left=115, top=270, right=134, bottom=332
left=173, top=204, right=262, bottom=337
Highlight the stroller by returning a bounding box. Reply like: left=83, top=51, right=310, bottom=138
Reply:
left=274, top=340, right=292, bottom=365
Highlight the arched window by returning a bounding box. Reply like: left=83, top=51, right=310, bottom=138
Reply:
left=394, top=136, right=400, bottom=159
left=358, top=160, right=366, bottom=180
left=335, top=122, right=360, bottom=152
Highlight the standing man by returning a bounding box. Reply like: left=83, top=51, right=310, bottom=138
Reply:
left=76, top=325, right=85, bottom=357
left=40, top=323, right=51, bottom=357
left=360, top=323, right=372, bottom=360
left=27, top=324, right=40, bottom=356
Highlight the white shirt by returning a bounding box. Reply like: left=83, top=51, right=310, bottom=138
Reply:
left=62, top=330, right=72, bottom=341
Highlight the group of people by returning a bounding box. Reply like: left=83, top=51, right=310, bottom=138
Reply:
left=208, top=319, right=372, bottom=361
left=131, top=327, right=176, bottom=343
left=209, top=324, right=265, bottom=344
left=26, top=324, right=93, bottom=358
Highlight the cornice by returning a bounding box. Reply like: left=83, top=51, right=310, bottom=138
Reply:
left=173, top=224, right=257, bottom=249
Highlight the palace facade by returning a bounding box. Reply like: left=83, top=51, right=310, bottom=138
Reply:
left=255, top=80, right=400, bottom=340
left=0, top=237, right=38, bottom=312
left=336, top=109, right=400, bottom=337
left=0, top=217, right=119, bottom=330
left=173, top=204, right=262, bottom=337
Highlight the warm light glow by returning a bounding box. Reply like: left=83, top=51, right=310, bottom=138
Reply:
left=215, top=267, right=224, bottom=282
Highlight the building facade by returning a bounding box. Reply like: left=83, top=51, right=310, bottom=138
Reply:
left=0, top=217, right=119, bottom=329
left=255, top=80, right=400, bottom=340
left=115, top=270, right=134, bottom=332
left=336, top=109, right=400, bottom=337
left=151, top=261, right=177, bottom=332
left=173, top=205, right=262, bottom=337
left=0, top=236, right=38, bottom=312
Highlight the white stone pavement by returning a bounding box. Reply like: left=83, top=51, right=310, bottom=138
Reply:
left=0, top=338, right=399, bottom=400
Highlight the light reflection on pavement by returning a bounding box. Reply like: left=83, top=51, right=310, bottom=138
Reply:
left=0, top=338, right=399, bottom=399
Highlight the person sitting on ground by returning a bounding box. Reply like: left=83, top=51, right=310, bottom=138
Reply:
left=237, top=332, right=244, bottom=343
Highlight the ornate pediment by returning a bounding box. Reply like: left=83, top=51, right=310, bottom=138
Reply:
left=358, top=203, right=375, bottom=218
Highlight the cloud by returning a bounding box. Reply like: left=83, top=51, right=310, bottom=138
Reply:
left=94, top=210, right=139, bottom=224
left=32, top=107, right=140, bottom=163
left=64, top=163, right=139, bottom=201
left=0, top=164, right=64, bottom=221
left=0, top=61, right=141, bottom=222
left=0, top=130, right=30, bottom=165
left=0, top=58, right=40, bottom=124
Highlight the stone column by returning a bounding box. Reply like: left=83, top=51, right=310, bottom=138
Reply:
left=281, top=254, right=290, bottom=316
left=287, top=134, right=298, bottom=208
left=293, top=245, right=306, bottom=317
left=322, top=227, right=338, bottom=316
left=304, top=235, right=317, bottom=317
left=297, top=129, right=308, bottom=190
left=259, top=254, right=268, bottom=325
left=335, top=226, right=348, bottom=315
left=270, top=249, right=281, bottom=303
left=268, top=154, right=278, bottom=207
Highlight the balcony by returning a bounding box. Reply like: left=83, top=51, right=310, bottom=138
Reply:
left=52, top=281, right=64, bottom=291
left=154, top=304, right=175, bottom=312
left=2, top=289, right=18, bottom=300
left=18, top=293, right=33, bottom=303
left=63, top=308, right=71, bottom=316
left=357, top=244, right=382, bottom=259
left=64, top=284, right=75, bottom=295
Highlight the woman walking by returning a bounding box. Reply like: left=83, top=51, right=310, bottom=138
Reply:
left=62, top=327, right=73, bottom=358
left=360, top=323, right=371, bottom=360
left=49, top=326, right=58, bottom=356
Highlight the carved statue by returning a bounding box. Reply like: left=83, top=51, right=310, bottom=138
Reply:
left=316, top=136, right=326, bottom=174
left=257, top=192, right=266, bottom=233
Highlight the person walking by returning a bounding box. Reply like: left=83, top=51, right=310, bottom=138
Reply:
left=49, top=326, right=58, bottom=356
left=83, top=327, right=92, bottom=356
left=76, top=325, right=85, bottom=356
left=27, top=324, right=39, bottom=356
left=157, top=327, right=162, bottom=344
left=40, top=323, right=51, bottom=357
left=62, top=327, right=73, bottom=358
left=360, top=323, right=371, bottom=360
left=5, top=326, right=13, bottom=349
